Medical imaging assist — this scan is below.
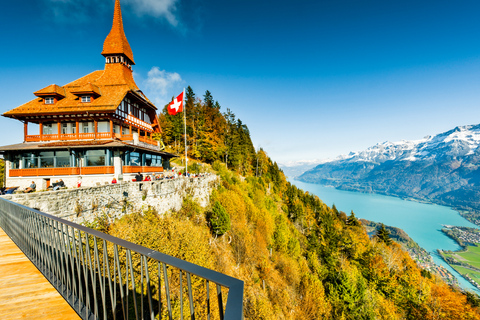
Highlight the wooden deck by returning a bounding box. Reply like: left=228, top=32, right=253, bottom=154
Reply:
left=0, top=227, right=81, bottom=320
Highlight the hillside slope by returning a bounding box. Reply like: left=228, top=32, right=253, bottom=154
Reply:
left=298, top=124, right=480, bottom=222
left=89, top=153, right=480, bottom=319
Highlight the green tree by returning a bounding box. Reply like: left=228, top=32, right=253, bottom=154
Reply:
left=347, top=211, right=360, bottom=227
left=207, top=201, right=231, bottom=235
left=375, top=224, right=392, bottom=245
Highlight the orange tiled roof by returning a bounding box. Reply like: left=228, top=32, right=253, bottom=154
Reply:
left=101, top=0, right=135, bottom=64
left=3, top=63, right=155, bottom=117
left=34, top=84, right=66, bottom=98
left=71, top=83, right=101, bottom=96
left=2, top=0, right=159, bottom=120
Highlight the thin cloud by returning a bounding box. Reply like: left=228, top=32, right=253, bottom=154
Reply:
left=125, top=0, right=179, bottom=27
left=44, top=0, right=180, bottom=27
left=144, top=67, right=183, bottom=107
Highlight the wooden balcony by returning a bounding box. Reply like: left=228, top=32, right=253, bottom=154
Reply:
left=25, top=132, right=159, bottom=147
left=138, top=135, right=159, bottom=147
left=25, top=133, right=109, bottom=142
left=122, top=166, right=164, bottom=174
left=9, top=166, right=114, bottom=177
left=8, top=166, right=164, bottom=177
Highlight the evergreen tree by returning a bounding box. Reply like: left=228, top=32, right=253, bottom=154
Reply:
left=375, top=223, right=392, bottom=245
left=207, top=201, right=231, bottom=235
left=203, top=90, right=214, bottom=108
left=347, top=211, right=360, bottom=226
left=158, top=87, right=257, bottom=174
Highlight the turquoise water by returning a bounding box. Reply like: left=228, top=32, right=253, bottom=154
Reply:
left=291, top=179, right=480, bottom=293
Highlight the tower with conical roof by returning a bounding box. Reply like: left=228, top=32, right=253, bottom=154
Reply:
left=102, top=0, right=135, bottom=68
left=0, top=0, right=175, bottom=189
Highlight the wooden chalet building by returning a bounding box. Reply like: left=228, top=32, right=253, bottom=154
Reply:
left=0, top=0, right=176, bottom=189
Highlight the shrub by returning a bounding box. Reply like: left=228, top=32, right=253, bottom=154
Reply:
left=207, top=201, right=231, bottom=235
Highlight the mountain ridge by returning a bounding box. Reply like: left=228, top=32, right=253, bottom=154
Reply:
left=297, top=124, right=480, bottom=224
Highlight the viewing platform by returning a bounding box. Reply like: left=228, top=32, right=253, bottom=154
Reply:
left=0, top=227, right=80, bottom=319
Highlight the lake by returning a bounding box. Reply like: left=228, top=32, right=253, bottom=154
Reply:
left=291, top=179, right=480, bottom=293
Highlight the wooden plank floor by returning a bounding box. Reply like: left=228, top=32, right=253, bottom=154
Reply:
left=0, top=227, right=81, bottom=320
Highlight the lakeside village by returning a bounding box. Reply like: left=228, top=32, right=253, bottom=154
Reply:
left=439, top=226, right=480, bottom=290
left=408, top=247, right=458, bottom=286
left=442, top=225, right=480, bottom=246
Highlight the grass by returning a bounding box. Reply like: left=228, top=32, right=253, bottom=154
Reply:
left=457, top=245, right=480, bottom=270
left=450, top=265, right=480, bottom=284
left=442, top=244, right=480, bottom=287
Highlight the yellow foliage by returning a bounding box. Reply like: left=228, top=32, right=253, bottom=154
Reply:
left=297, top=272, right=331, bottom=319
left=426, top=281, right=479, bottom=320
left=110, top=209, right=214, bottom=270
left=218, top=189, right=247, bottom=224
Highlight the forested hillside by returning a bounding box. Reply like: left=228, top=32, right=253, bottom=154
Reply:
left=158, top=87, right=256, bottom=175
left=90, top=161, right=480, bottom=318
left=83, top=92, right=480, bottom=318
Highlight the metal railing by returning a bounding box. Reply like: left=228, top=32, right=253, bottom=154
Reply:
left=0, top=198, right=244, bottom=320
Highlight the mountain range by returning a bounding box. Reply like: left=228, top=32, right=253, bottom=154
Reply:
left=296, top=124, right=480, bottom=222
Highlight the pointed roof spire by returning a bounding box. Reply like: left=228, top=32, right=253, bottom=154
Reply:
left=102, top=0, right=135, bottom=65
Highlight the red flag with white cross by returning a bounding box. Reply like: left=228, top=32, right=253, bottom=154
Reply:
left=167, top=91, right=184, bottom=115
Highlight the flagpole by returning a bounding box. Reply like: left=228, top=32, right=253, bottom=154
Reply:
left=183, top=88, right=187, bottom=175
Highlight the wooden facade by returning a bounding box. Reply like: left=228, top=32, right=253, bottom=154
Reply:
left=0, top=0, right=176, bottom=187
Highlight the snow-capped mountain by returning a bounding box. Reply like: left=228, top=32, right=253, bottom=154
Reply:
left=324, top=124, right=480, bottom=165
left=297, top=124, right=480, bottom=218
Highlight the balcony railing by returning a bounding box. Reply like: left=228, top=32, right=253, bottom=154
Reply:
left=123, top=166, right=164, bottom=174
left=9, top=166, right=165, bottom=177
left=0, top=198, right=244, bottom=319
left=25, top=133, right=159, bottom=147
left=9, top=166, right=115, bottom=177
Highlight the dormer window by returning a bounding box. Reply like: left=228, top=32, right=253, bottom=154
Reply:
left=45, top=97, right=54, bottom=104
left=81, top=96, right=91, bottom=103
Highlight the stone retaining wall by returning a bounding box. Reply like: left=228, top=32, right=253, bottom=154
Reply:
left=1, top=174, right=218, bottom=224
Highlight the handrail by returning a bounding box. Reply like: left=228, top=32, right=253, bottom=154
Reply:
left=0, top=198, right=244, bottom=319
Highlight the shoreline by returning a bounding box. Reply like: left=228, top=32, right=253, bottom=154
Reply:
left=293, top=178, right=480, bottom=228
left=291, top=178, right=480, bottom=294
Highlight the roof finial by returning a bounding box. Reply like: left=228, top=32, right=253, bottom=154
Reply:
left=102, top=0, right=135, bottom=65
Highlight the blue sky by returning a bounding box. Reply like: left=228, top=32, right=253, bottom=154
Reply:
left=2, top=0, right=480, bottom=163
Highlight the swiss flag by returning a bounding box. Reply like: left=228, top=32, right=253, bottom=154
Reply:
left=167, top=91, right=184, bottom=115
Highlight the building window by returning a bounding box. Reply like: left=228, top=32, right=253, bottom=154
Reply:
left=39, top=151, right=55, bottom=168
left=62, top=123, right=68, bottom=134
left=128, top=152, right=141, bottom=166
left=85, top=150, right=106, bottom=166
left=12, top=154, right=21, bottom=169
left=144, top=154, right=162, bottom=166
left=43, top=123, right=58, bottom=134
left=22, top=153, right=39, bottom=169
left=81, top=96, right=91, bottom=103
left=82, top=122, right=92, bottom=133
left=55, top=151, right=71, bottom=167
left=45, top=97, right=54, bottom=104
left=97, top=121, right=109, bottom=133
